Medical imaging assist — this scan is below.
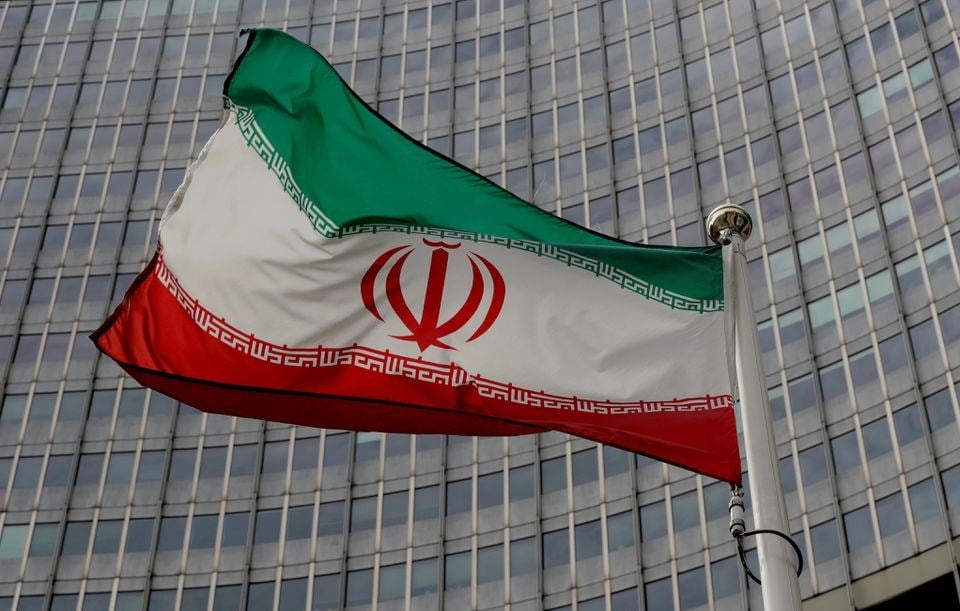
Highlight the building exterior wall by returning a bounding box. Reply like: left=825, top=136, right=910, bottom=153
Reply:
left=0, top=0, right=959, bottom=609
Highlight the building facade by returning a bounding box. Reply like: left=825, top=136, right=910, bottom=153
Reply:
left=0, top=0, right=959, bottom=609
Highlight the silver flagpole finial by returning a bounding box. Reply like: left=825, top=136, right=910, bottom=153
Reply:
left=706, top=204, right=753, bottom=245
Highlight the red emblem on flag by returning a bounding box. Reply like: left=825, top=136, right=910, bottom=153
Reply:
left=360, top=239, right=505, bottom=351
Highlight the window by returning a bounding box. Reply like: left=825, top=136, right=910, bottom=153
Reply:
left=443, top=552, right=470, bottom=592
left=869, top=138, right=897, bottom=179
left=934, top=44, right=959, bottom=77
left=876, top=493, right=908, bottom=537
left=925, top=388, right=956, bottom=430
left=510, top=537, right=536, bottom=575
left=379, top=564, right=405, bottom=602
left=384, top=434, right=409, bottom=457
left=156, top=517, right=186, bottom=552
left=28, top=524, right=57, bottom=557
left=571, top=448, right=598, bottom=485
left=221, top=512, right=248, bottom=547
left=843, top=506, right=874, bottom=551
left=124, top=518, right=154, bottom=553
left=799, top=445, right=828, bottom=486
left=849, top=348, right=879, bottom=391
left=411, top=557, right=438, bottom=596
left=862, top=418, right=892, bottom=460
left=679, top=567, right=707, bottom=610
left=910, top=59, right=935, bottom=89
left=230, top=444, right=257, bottom=476
left=777, top=308, right=805, bottom=348
left=137, top=450, right=164, bottom=482
left=605, top=511, right=636, bottom=552
left=542, top=528, right=569, bottom=568
left=574, top=520, right=603, bottom=559
left=76, top=452, right=104, bottom=486
left=316, top=430, right=346, bottom=463
left=909, top=479, right=940, bottom=524
left=13, top=456, right=42, bottom=488
left=159, top=434, right=195, bottom=478
left=104, top=452, right=134, bottom=486
left=477, top=544, right=503, bottom=583
left=61, top=521, right=91, bottom=555
left=286, top=505, right=313, bottom=541
left=640, top=501, right=667, bottom=540
left=92, top=520, right=123, bottom=554
left=809, top=296, right=835, bottom=335
left=831, top=431, right=861, bottom=475
left=883, top=72, right=908, bottom=105
left=258, top=441, right=287, bottom=476
left=198, top=446, right=226, bottom=479
left=0, top=524, right=27, bottom=559
left=180, top=588, right=209, bottom=611
left=381, top=490, right=407, bottom=527
left=477, top=471, right=503, bottom=508
left=712, top=556, right=740, bottom=600
left=212, top=586, right=241, bottom=611
left=312, top=574, right=340, bottom=609
left=445, top=479, right=471, bottom=515
left=509, top=464, right=535, bottom=500
left=247, top=583, right=274, bottom=611
left=942, top=464, right=960, bottom=508
left=146, top=590, right=175, bottom=611
left=857, top=87, right=883, bottom=118
left=672, top=491, right=700, bottom=531
left=703, top=483, right=729, bottom=522
left=354, top=432, right=379, bottom=462
left=254, top=508, right=282, bottom=544
left=645, top=577, right=673, bottom=610
left=789, top=375, right=816, bottom=414
left=413, top=486, right=439, bottom=521
left=350, top=497, right=377, bottom=531
left=603, top=447, right=630, bottom=477
left=780, top=456, right=797, bottom=492
left=894, top=404, right=923, bottom=446
left=837, top=283, right=865, bottom=322
left=810, top=520, right=841, bottom=564
left=541, top=456, right=566, bottom=494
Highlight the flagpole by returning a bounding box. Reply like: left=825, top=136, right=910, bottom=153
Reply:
left=707, top=204, right=802, bottom=611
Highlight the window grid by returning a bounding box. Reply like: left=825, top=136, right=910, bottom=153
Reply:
left=0, top=0, right=959, bottom=608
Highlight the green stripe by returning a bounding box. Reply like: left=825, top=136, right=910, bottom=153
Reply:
left=224, top=28, right=724, bottom=304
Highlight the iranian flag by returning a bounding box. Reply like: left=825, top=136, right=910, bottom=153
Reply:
left=93, top=29, right=741, bottom=483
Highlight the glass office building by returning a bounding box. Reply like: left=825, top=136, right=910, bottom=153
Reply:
left=0, top=0, right=959, bottom=609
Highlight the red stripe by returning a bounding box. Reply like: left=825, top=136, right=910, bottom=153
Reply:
left=92, top=259, right=742, bottom=484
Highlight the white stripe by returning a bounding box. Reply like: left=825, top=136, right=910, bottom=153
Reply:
left=160, top=111, right=730, bottom=403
